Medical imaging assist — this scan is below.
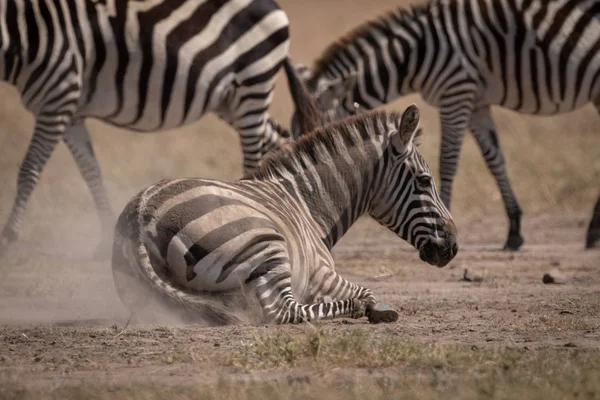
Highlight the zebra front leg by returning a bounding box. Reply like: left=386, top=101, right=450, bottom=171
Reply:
left=254, top=268, right=369, bottom=324
left=0, top=124, right=62, bottom=254
left=585, top=194, right=600, bottom=249
left=470, top=106, right=524, bottom=251
left=438, top=104, right=471, bottom=211
left=63, top=123, right=114, bottom=259
left=307, top=267, right=398, bottom=324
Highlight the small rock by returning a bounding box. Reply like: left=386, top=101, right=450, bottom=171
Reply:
left=564, top=342, right=577, bottom=348
left=462, top=269, right=484, bottom=282
left=542, top=269, right=567, bottom=284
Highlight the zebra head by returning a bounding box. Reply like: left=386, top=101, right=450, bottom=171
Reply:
left=369, top=105, right=458, bottom=268
left=288, top=63, right=358, bottom=137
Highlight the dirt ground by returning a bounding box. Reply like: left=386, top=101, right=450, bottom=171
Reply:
left=0, top=0, right=599, bottom=399
left=1, top=215, right=599, bottom=398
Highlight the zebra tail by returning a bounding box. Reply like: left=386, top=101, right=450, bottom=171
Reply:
left=283, top=56, right=323, bottom=136
left=111, top=199, right=240, bottom=326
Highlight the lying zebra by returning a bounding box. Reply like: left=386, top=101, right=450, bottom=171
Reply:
left=111, top=106, right=459, bottom=325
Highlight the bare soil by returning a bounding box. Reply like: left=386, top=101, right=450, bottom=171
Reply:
left=1, top=214, right=599, bottom=397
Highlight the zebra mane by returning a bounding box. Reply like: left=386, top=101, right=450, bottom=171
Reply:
left=312, top=1, right=433, bottom=78
left=246, top=110, right=406, bottom=181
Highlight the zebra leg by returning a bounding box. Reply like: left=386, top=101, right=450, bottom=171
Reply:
left=470, top=106, right=524, bottom=251
left=307, top=267, right=398, bottom=324
left=438, top=107, right=471, bottom=211
left=254, top=267, right=369, bottom=324
left=227, top=81, right=288, bottom=174
left=63, top=123, right=114, bottom=259
left=585, top=194, right=600, bottom=249
left=236, top=114, right=283, bottom=174
left=586, top=100, right=600, bottom=249
left=0, top=124, right=62, bottom=253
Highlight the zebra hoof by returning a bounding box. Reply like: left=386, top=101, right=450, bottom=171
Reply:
left=366, top=303, right=399, bottom=324
left=503, top=234, right=524, bottom=251
left=585, top=229, right=600, bottom=249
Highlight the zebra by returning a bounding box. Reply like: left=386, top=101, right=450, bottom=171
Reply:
left=110, top=105, right=459, bottom=325
left=0, top=0, right=292, bottom=256
left=288, top=0, right=600, bottom=251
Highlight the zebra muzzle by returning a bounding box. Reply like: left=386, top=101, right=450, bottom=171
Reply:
left=418, top=235, right=458, bottom=268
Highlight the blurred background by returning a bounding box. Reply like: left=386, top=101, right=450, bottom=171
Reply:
left=0, top=0, right=598, bottom=322
left=0, top=0, right=598, bottom=248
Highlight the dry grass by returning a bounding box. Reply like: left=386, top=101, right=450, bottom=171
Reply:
left=2, top=327, right=599, bottom=400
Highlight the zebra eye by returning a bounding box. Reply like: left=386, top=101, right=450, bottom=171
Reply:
left=416, top=175, right=431, bottom=187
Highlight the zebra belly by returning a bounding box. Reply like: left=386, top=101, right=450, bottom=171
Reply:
left=479, top=12, right=600, bottom=116
left=488, top=90, right=594, bottom=116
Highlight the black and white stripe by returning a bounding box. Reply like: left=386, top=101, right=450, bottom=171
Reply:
left=0, top=0, right=291, bottom=254
left=290, top=0, right=600, bottom=250
left=111, top=106, right=458, bottom=325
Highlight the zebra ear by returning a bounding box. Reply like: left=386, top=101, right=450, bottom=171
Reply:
left=392, top=104, right=421, bottom=149
left=316, top=72, right=358, bottom=109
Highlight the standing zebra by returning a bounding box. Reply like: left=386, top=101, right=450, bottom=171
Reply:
left=111, top=106, right=459, bottom=325
left=0, top=0, right=291, bottom=256
left=289, top=0, right=600, bottom=250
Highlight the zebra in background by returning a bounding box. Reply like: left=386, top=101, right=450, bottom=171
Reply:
left=0, top=0, right=291, bottom=256
left=288, top=0, right=600, bottom=250
left=111, top=106, right=459, bottom=325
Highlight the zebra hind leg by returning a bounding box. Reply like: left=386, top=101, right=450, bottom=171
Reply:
left=470, top=106, right=524, bottom=251
left=63, top=123, right=114, bottom=259
left=0, top=127, right=62, bottom=255
left=585, top=194, right=600, bottom=249
left=587, top=100, right=600, bottom=249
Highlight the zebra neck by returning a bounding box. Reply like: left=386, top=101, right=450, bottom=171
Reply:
left=313, top=5, right=445, bottom=105
left=287, top=145, right=380, bottom=250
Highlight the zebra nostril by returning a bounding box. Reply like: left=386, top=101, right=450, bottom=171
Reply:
left=452, top=243, right=459, bottom=255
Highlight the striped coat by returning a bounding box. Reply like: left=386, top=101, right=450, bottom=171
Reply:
left=112, top=106, right=459, bottom=325
left=289, top=0, right=600, bottom=250
left=0, top=0, right=291, bottom=256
